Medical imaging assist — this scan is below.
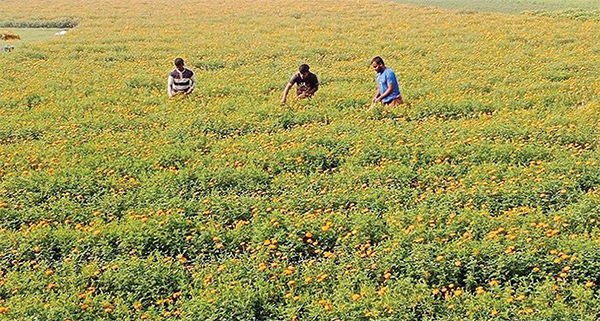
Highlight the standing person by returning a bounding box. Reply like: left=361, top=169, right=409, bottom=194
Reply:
left=371, top=56, right=403, bottom=106
left=167, top=57, right=196, bottom=98
left=280, top=64, right=319, bottom=104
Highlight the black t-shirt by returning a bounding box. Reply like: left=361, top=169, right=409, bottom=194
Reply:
left=290, top=72, right=319, bottom=94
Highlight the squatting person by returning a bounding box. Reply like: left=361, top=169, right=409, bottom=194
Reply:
left=371, top=56, right=403, bottom=106
left=280, top=64, right=319, bottom=104
left=167, top=57, right=196, bottom=98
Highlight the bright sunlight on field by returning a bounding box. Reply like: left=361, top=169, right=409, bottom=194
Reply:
left=1, top=0, right=600, bottom=320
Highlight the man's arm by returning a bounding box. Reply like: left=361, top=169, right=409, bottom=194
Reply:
left=280, top=82, right=293, bottom=104
left=374, top=81, right=394, bottom=103
left=373, top=87, right=381, bottom=103
left=167, top=75, right=175, bottom=98
left=186, top=74, right=196, bottom=94
left=307, top=85, right=318, bottom=95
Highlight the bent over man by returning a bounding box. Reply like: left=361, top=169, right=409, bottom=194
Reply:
left=280, top=64, right=319, bottom=104
left=167, top=57, right=196, bottom=98
left=372, top=56, right=403, bottom=106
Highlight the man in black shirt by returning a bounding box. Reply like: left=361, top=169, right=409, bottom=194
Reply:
left=280, top=64, right=319, bottom=104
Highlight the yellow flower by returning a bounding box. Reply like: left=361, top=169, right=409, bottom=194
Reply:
left=378, top=287, right=388, bottom=296
left=316, top=274, right=328, bottom=283
left=318, top=300, right=332, bottom=311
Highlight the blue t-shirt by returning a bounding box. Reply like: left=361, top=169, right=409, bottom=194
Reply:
left=376, top=68, right=401, bottom=103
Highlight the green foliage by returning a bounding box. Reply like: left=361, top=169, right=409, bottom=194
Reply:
left=1, top=0, right=600, bottom=320
left=0, top=17, right=78, bottom=28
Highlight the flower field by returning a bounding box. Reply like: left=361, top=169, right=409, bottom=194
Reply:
left=1, top=0, right=600, bottom=319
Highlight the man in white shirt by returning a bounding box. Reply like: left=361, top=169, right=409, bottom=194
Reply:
left=167, top=58, right=196, bottom=98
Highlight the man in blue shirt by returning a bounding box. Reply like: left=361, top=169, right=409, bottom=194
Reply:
left=372, top=56, right=403, bottom=106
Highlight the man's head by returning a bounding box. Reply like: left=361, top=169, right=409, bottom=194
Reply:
left=371, top=56, right=385, bottom=73
left=174, top=57, right=185, bottom=71
left=299, top=64, right=310, bottom=78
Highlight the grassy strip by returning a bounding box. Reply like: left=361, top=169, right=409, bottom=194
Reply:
left=0, top=17, right=78, bottom=29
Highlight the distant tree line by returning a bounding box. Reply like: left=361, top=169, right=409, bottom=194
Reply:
left=0, top=17, right=78, bottom=28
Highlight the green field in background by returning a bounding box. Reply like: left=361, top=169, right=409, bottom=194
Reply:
left=1, top=28, right=61, bottom=49
left=394, top=0, right=600, bottom=13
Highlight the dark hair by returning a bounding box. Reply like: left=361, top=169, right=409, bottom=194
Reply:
left=174, top=57, right=185, bottom=66
left=299, top=64, right=310, bottom=73
left=371, top=56, right=384, bottom=65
